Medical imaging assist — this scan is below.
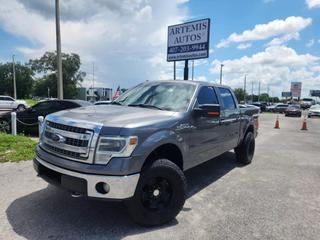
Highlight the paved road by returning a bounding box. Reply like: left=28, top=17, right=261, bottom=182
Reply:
left=0, top=113, right=319, bottom=240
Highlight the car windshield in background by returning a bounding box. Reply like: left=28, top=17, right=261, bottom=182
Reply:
left=310, top=105, right=320, bottom=109
left=113, top=82, right=196, bottom=112
left=288, top=105, right=300, bottom=109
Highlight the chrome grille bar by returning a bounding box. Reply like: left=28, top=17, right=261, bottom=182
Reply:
left=40, top=115, right=103, bottom=164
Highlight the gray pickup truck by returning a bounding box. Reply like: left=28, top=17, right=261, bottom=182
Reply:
left=33, top=80, right=259, bottom=226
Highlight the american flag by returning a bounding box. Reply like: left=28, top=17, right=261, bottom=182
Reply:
left=113, top=86, right=121, bottom=100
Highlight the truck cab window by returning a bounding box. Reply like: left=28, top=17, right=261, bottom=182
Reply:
left=218, top=88, right=236, bottom=110
left=197, top=86, right=218, bottom=105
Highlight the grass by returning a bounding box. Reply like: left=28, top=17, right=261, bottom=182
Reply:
left=0, top=133, right=37, bottom=163
left=25, top=99, right=38, bottom=107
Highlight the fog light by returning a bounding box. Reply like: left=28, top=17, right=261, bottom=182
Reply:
left=95, top=182, right=110, bottom=194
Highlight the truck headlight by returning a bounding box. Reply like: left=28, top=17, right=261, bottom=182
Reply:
left=94, top=136, right=138, bottom=164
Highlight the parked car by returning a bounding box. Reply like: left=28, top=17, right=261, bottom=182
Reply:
left=94, top=100, right=112, bottom=105
left=0, top=99, right=91, bottom=135
left=308, top=104, right=320, bottom=118
left=301, top=98, right=315, bottom=109
left=266, top=104, right=276, bottom=112
left=0, top=95, right=28, bottom=111
left=285, top=105, right=302, bottom=117
left=251, top=102, right=267, bottom=112
left=33, top=80, right=259, bottom=226
left=272, top=104, right=289, bottom=113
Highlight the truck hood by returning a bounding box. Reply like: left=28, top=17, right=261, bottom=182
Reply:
left=49, top=105, right=177, bottom=128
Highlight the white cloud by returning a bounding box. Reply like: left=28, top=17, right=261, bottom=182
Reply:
left=306, top=0, right=320, bottom=8
left=216, top=16, right=312, bottom=48
left=237, top=43, right=252, bottom=50
left=210, top=45, right=320, bottom=97
left=196, top=76, right=207, bottom=82
left=266, top=33, right=299, bottom=46
left=0, top=0, right=189, bottom=89
left=306, top=39, right=315, bottom=48
left=176, top=0, right=189, bottom=4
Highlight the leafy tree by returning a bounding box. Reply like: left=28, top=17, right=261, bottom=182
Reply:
left=233, top=88, right=247, bottom=103
left=0, top=62, right=34, bottom=98
left=29, top=52, right=86, bottom=98
left=259, top=93, right=269, bottom=102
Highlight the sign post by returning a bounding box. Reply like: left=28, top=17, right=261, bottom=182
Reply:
left=290, top=82, right=302, bottom=99
left=167, top=18, right=210, bottom=80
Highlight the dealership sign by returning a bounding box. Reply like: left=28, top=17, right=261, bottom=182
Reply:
left=281, top=92, right=292, bottom=98
left=310, top=90, right=320, bottom=97
left=290, top=82, right=302, bottom=98
left=167, top=18, right=210, bottom=61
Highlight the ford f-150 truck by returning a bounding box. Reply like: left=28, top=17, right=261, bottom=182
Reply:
left=33, top=80, right=259, bottom=226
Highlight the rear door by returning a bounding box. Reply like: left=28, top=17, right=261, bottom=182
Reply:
left=217, top=87, right=241, bottom=151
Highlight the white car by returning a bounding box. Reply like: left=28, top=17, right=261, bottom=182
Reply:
left=0, top=96, right=28, bottom=111
left=308, top=104, right=320, bottom=118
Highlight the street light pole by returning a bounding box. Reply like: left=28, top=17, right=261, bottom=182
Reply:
left=258, top=81, right=261, bottom=102
left=12, top=55, right=17, bottom=99
left=251, top=81, right=254, bottom=102
left=244, top=74, right=247, bottom=104
left=55, top=0, right=63, bottom=99
left=219, top=64, right=224, bottom=85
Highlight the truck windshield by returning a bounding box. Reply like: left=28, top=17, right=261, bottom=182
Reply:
left=113, top=82, right=196, bottom=112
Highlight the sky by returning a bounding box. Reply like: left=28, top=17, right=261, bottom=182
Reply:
left=0, top=0, right=319, bottom=97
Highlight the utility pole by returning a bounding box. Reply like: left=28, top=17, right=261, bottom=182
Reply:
left=258, top=81, right=261, bottom=102
left=251, top=81, right=254, bottom=102
left=192, top=60, right=194, bottom=80
left=12, top=55, right=17, bottom=99
left=173, top=61, right=176, bottom=80
left=55, top=0, right=63, bottom=99
left=267, top=85, right=270, bottom=103
left=244, top=74, right=247, bottom=104
left=48, top=87, right=50, bottom=98
left=92, top=62, right=95, bottom=90
left=219, top=64, right=224, bottom=85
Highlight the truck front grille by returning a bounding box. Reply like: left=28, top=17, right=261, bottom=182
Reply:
left=47, top=121, right=87, bottom=134
left=40, top=120, right=95, bottom=163
left=43, top=143, right=82, bottom=159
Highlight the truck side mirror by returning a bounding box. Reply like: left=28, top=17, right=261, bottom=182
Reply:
left=193, top=104, right=220, bottom=117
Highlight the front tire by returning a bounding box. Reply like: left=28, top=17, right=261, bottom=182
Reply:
left=126, top=159, right=187, bottom=226
left=235, top=132, right=255, bottom=165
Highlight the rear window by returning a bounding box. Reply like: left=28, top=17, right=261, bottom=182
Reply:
left=218, top=88, right=237, bottom=110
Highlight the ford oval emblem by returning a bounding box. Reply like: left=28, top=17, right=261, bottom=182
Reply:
left=51, top=133, right=66, bottom=143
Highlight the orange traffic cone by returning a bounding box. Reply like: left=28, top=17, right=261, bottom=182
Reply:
left=274, top=115, right=280, bottom=129
left=301, top=117, right=308, bottom=130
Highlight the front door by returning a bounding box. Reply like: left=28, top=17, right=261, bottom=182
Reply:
left=187, top=86, right=223, bottom=168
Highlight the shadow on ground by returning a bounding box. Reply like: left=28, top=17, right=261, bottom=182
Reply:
left=6, top=152, right=239, bottom=240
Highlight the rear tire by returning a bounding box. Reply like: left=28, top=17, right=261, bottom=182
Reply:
left=126, top=159, right=187, bottom=226
left=235, top=132, right=255, bottom=165
left=0, top=120, right=10, bottom=133
left=17, top=104, right=25, bottom=112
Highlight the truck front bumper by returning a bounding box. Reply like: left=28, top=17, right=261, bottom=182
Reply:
left=34, top=157, right=140, bottom=200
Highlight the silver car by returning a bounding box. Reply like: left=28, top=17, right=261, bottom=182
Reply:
left=308, top=104, right=320, bottom=118
left=0, top=95, right=28, bottom=111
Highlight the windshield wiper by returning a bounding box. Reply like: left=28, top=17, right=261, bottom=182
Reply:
left=128, top=104, right=164, bottom=110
